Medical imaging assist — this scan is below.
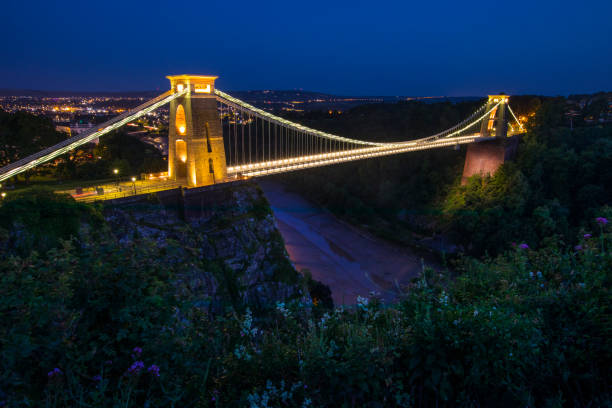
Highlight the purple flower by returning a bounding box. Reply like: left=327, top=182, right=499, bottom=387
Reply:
left=574, top=245, right=583, bottom=251
left=127, top=361, right=145, bottom=375
left=596, top=217, right=608, bottom=225
left=519, top=243, right=529, bottom=250
left=47, top=368, right=62, bottom=378
left=92, top=374, right=102, bottom=382
left=584, top=233, right=592, bottom=239
left=132, top=347, right=142, bottom=356
left=148, top=364, right=160, bottom=377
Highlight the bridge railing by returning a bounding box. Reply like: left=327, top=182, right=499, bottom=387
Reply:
left=70, top=179, right=185, bottom=203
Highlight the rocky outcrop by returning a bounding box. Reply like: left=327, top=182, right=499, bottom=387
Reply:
left=103, top=182, right=308, bottom=311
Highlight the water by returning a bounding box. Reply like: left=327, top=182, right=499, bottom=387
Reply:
left=259, top=180, right=432, bottom=305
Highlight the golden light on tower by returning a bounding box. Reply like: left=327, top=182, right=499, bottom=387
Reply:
left=175, top=105, right=186, bottom=135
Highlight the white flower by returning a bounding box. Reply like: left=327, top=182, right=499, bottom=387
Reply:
left=356, top=296, right=369, bottom=311
left=276, top=301, right=291, bottom=318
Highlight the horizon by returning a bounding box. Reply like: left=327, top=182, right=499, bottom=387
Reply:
left=1, top=86, right=609, bottom=99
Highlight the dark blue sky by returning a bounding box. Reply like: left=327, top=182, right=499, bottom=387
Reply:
left=2, top=0, right=611, bottom=96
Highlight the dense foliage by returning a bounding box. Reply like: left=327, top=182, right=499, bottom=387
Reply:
left=278, top=96, right=612, bottom=256
left=0, top=192, right=610, bottom=407
left=55, top=131, right=166, bottom=181
left=0, top=110, right=65, bottom=176
left=0, top=96, right=609, bottom=406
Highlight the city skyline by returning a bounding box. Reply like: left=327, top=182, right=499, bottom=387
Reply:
left=1, top=0, right=611, bottom=96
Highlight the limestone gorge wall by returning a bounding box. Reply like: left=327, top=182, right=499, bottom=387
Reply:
left=103, top=182, right=309, bottom=311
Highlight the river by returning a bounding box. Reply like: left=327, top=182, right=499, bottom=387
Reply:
left=259, top=180, right=434, bottom=305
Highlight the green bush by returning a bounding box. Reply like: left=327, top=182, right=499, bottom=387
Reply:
left=0, top=219, right=609, bottom=406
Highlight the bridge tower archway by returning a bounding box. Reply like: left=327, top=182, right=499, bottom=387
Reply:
left=167, top=75, right=227, bottom=187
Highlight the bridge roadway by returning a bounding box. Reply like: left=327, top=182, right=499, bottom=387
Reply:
left=58, top=177, right=186, bottom=202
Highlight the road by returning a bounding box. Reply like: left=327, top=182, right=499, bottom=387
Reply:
left=259, top=180, right=433, bottom=305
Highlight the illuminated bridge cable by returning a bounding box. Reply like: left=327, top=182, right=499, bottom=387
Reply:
left=214, top=89, right=387, bottom=147
left=0, top=88, right=188, bottom=183
left=507, top=105, right=524, bottom=131
left=404, top=101, right=503, bottom=145
left=225, top=99, right=503, bottom=174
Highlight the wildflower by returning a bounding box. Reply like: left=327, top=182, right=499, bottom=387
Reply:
left=584, top=233, right=592, bottom=239
left=473, top=310, right=479, bottom=317
left=536, top=271, right=542, bottom=279
left=356, top=296, right=369, bottom=311
left=92, top=374, right=102, bottom=382
left=438, top=291, right=449, bottom=306
left=148, top=364, right=160, bottom=377
left=234, top=345, right=252, bottom=361
left=47, top=368, right=62, bottom=378
left=519, top=243, right=529, bottom=249
left=574, top=245, right=583, bottom=251
left=132, top=347, right=142, bottom=357
left=596, top=217, right=608, bottom=225
left=529, top=271, right=534, bottom=278
left=318, top=312, right=331, bottom=329
left=276, top=301, right=291, bottom=318
left=127, top=361, right=145, bottom=375
left=240, top=308, right=259, bottom=337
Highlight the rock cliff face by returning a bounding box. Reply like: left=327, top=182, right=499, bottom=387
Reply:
left=103, top=182, right=308, bottom=311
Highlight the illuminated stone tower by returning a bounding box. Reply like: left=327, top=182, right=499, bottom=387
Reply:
left=480, top=95, right=510, bottom=138
left=167, top=75, right=227, bottom=187
left=462, top=95, right=515, bottom=184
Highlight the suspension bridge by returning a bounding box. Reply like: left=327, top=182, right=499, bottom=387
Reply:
left=0, top=75, right=525, bottom=199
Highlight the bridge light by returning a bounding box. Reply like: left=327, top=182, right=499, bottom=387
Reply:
left=1, top=192, right=5, bottom=199
left=177, top=84, right=184, bottom=92
left=194, top=84, right=211, bottom=93
left=113, top=168, right=119, bottom=175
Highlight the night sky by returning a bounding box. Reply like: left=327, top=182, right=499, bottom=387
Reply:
left=2, top=0, right=611, bottom=96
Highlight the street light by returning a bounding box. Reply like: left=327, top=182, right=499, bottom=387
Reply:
left=1, top=192, right=6, bottom=199
left=113, top=168, right=119, bottom=189
left=131, top=177, right=136, bottom=194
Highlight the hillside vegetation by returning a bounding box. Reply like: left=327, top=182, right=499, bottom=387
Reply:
left=278, top=95, right=612, bottom=256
